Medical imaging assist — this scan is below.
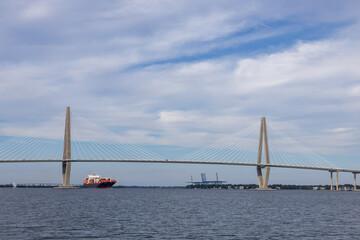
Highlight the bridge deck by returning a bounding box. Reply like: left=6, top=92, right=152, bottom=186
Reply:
left=1, top=159, right=359, bottom=173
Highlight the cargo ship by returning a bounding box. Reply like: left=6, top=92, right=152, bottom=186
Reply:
left=83, top=173, right=116, bottom=189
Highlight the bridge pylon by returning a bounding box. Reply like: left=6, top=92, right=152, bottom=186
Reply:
left=56, top=106, right=75, bottom=188
left=256, top=117, right=271, bottom=190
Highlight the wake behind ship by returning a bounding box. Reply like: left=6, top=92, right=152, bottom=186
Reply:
left=83, top=173, right=116, bottom=189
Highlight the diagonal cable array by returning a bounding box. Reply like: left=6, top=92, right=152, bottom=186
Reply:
left=266, top=122, right=338, bottom=168
left=175, top=122, right=260, bottom=163
left=0, top=114, right=65, bottom=160
left=174, top=118, right=339, bottom=168
left=69, top=113, right=165, bottom=160
left=0, top=111, right=166, bottom=161
left=0, top=111, right=341, bottom=168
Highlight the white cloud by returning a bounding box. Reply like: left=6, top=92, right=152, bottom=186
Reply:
left=349, top=85, right=360, bottom=96
left=1, top=0, right=360, bottom=184
left=328, top=128, right=352, bottom=133
left=233, top=39, right=360, bottom=93
left=0, top=63, right=60, bottom=100
left=158, top=111, right=195, bottom=123
left=0, top=1, right=359, bottom=157
left=21, top=1, right=52, bottom=20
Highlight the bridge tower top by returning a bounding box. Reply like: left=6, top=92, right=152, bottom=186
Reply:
left=63, top=106, right=71, bottom=160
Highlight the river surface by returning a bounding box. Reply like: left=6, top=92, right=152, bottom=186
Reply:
left=0, top=188, right=359, bottom=239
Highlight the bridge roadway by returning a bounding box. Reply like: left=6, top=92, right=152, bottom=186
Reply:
left=1, top=159, right=359, bottom=173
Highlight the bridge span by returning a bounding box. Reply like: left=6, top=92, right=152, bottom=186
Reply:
left=1, top=159, right=360, bottom=191
left=1, top=159, right=360, bottom=173
left=1, top=106, right=359, bottom=191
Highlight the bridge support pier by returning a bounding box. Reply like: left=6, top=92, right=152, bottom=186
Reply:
left=256, top=117, right=271, bottom=190
left=353, top=173, right=360, bottom=191
left=62, top=161, right=71, bottom=187
left=330, top=171, right=333, bottom=191
left=330, top=171, right=339, bottom=191
left=257, top=166, right=264, bottom=187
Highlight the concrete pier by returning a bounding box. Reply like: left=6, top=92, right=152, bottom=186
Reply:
left=330, top=171, right=333, bottom=191
left=330, top=171, right=340, bottom=191
left=353, top=173, right=360, bottom=191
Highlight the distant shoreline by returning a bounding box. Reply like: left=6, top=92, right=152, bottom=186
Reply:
left=0, top=184, right=185, bottom=189
left=0, top=183, right=357, bottom=190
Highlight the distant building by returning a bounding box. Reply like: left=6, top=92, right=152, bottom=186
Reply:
left=188, top=173, right=227, bottom=185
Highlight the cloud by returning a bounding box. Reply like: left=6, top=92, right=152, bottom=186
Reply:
left=0, top=1, right=360, bottom=184
left=349, top=85, right=360, bottom=96
left=233, top=39, right=360, bottom=93
left=0, top=1, right=359, bottom=156
left=158, top=111, right=195, bottom=123
left=328, top=128, right=352, bottom=133
left=21, top=1, right=52, bottom=20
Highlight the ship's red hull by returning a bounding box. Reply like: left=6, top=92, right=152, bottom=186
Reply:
left=83, top=181, right=116, bottom=189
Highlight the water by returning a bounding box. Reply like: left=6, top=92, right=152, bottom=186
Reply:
left=0, top=188, right=359, bottom=239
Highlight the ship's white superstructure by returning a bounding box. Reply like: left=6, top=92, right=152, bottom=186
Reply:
left=87, top=173, right=101, bottom=183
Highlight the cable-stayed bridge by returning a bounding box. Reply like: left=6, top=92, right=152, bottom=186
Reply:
left=0, top=107, right=359, bottom=190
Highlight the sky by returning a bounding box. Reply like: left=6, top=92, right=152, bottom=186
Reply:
left=0, top=0, right=359, bottom=185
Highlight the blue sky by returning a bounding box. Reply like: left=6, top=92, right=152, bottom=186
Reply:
left=0, top=0, right=359, bottom=185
